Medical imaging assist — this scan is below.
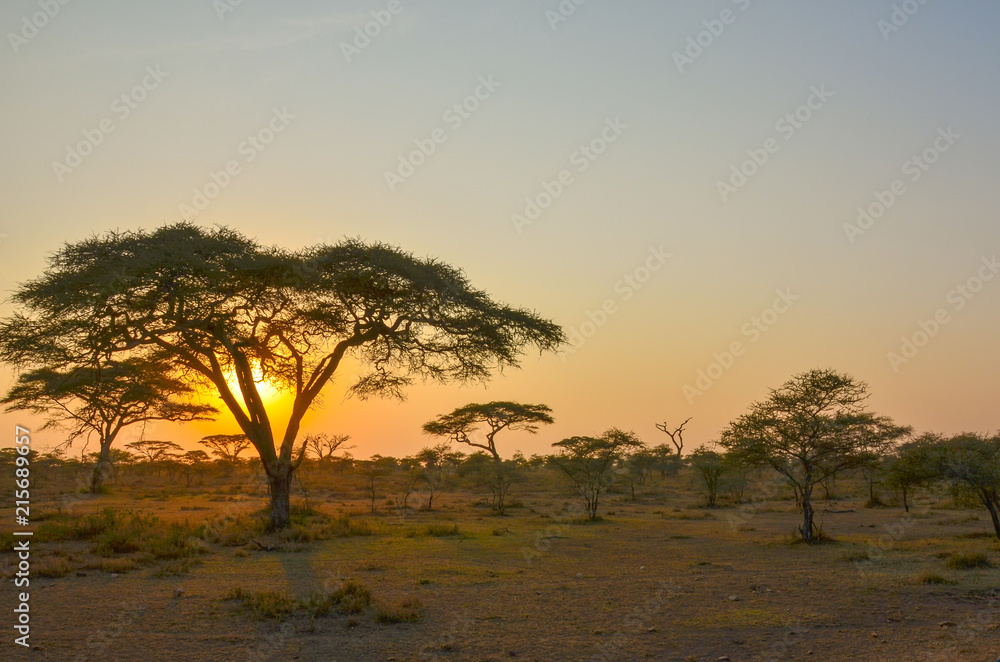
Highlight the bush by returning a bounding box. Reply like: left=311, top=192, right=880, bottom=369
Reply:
left=226, top=587, right=298, bottom=620
left=375, top=597, right=423, bottom=623
left=945, top=553, right=993, bottom=570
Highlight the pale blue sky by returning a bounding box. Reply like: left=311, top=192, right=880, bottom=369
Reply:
left=1, top=1, right=998, bottom=457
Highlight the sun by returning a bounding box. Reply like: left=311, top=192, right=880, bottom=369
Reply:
left=223, top=364, right=282, bottom=404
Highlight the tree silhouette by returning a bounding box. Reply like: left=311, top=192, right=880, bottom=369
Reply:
left=552, top=428, right=645, bottom=520
left=3, top=223, right=562, bottom=528
left=199, top=434, right=252, bottom=462
left=424, top=401, right=554, bottom=514
left=720, top=369, right=910, bottom=542
left=0, top=354, right=213, bottom=493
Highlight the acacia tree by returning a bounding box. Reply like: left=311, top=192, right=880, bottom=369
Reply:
left=885, top=434, right=941, bottom=512
left=655, top=417, right=691, bottom=473
left=932, top=433, right=1000, bottom=539
left=303, top=433, right=353, bottom=460
left=720, top=369, right=910, bottom=542
left=551, top=428, right=645, bottom=521
left=4, top=223, right=562, bottom=529
left=423, top=401, right=554, bottom=514
left=198, top=434, right=252, bottom=463
left=0, top=356, right=214, bottom=493
left=689, top=447, right=726, bottom=507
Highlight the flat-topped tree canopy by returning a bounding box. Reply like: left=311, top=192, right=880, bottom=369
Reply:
left=8, top=222, right=563, bottom=528
left=422, top=401, right=555, bottom=462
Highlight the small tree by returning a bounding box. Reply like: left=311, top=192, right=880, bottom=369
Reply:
left=654, top=417, right=691, bottom=474
left=412, top=443, right=462, bottom=510
left=0, top=357, right=214, bottom=493
left=689, top=447, right=726, bottom=507
left=932, top=433, right=1000, bottom=539
left=423, top=401, right=554, bottom=514
left=720, top=369, right=910, bottom=542
left=125, top=439, right=184, bottom=464
left=198, top=434, right=252, bottom=463
left=304, top=433, right=353, bottom=460
left=619, top=449, right=655, bottom=501
left=885, top=434, right=941, bottom=512
left=552, top=429, right=645, bottom=521
left=356, top=456, right=396, bottom=514
left=180, top=450, right=211, bottom=487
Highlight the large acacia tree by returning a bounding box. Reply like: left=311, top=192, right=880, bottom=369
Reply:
left=551, top=428, right=645, bottom=521
left=720, top=369, right=910, bottom=542
left=5, top=223, right=562, bottom=528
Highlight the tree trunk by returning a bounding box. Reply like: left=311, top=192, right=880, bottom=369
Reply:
left=800, top=480, right=815, bottom=542
left=267, top=462, right=293, bottom=530
left=90, top=442, right=112, bottom=494
left=981, top=490, right=1000, bottom=541
left=901, top=485, right=909, bottom=513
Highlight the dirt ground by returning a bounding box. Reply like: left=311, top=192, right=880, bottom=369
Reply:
left=3, top=483, right=1000, bottom=662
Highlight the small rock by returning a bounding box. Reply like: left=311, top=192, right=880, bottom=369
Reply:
left=647, top=627, right=657, bottom=633
left=718, top=657, right=731, bottom=662
left=576, top=573, right=583, bottom=578
left=727, top=595, right=739, bottom=601
left=640, top=566, right=646, bottom=571
left=173, top=588, right=185, bottom=599
left=938, top=621, right=957, bottom=628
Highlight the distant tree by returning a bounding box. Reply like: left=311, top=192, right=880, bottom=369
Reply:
left=126, top=439, right=184, bottom=463
left=355, top=456, right=397, bottom=514
left=720, top=369, right=910, bottom=542
left=931, top=433, right=1000, bottom=539
left=423, top=402, right=554, bottom=461
left=412, top=443, right=463, bottom=510
left=180, top=450, right=211, bottom=486
left=0, top=355, right=214, bottom=494
left=649, top=444, right=682, bottom=478
left=198, top=434, right=252, bottom=463
left=689, top=447, right=726, bottom=507
left=619, top=449, right=656, bottom=501
left=654, top=417, right=691, bottom=474
left=2, top=223, right=562, bottom=529
left=304, top=433, right=353, bottom=460
left=885, top=434, right=941, bottom=512
left=424, top=401, right=554, bottom=515
left=552, top=429, right=645, bottom=521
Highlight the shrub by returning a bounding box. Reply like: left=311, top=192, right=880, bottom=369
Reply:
left=375, top=597, right=423, bottom=623
left=226, top=588, right=298, bottom=620
left=946, top=553, right=993, bottom=570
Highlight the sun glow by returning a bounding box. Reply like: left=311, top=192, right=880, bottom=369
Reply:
left=223, top=365, right=283, bottom=405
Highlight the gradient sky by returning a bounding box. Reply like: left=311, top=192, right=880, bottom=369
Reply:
left=1, top=0, right=998, bottom=459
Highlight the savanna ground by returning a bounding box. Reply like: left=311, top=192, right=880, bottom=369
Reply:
left=3, top=464, right=999, bottom=662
